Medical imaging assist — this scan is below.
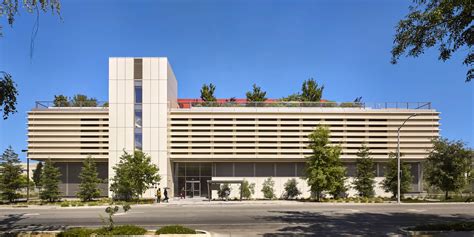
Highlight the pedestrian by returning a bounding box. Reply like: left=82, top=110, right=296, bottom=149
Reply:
left=163, top=188, right=169, bottom=203
left=156, top=188, right=161, bottom=203
left=180, top=187, right=185, bottom=199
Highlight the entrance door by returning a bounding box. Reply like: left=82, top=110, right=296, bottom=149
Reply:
left=185, top=180, right=201, bottom=198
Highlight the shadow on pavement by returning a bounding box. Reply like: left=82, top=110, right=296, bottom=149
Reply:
left=0, top=213, right=65, bottom=235
left=258, top=211, right=473, bottom=236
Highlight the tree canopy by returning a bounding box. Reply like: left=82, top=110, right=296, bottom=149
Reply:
left=0, top=0, right=61, bottom=119
left=200, top=83, right=217, bottom=102
left=391, top=0, right=473, bottom=82
left=0, top=146, right=23, bottom=202
left=77, top=156, right=102, bottom=201
left=246, top=84, right=267, bottom=102
left=353, top=145, right=376, bottom=198
left=304, top=126, right=346, bottom=201
left=424, top=138, right=472, bottom=199
left=301, top=78, right=324, bottom=102
left=40, top=159, right=61, bottom=202
left=32, top=161, right=43, bottom=188
left=381, top=152, right=412, bottom=199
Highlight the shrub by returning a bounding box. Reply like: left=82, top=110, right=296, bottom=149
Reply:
left=60, top=202, right=70, bottom=207
left=261, top=177, right=275, bottom=199
left=95, top=225, right=147, bottom=235
left=156, top=225, right=196, bottom=234
left=58, top=228, right=95, bottom=237
left=240, top=179, right=255, bottom=199
left=408, top=222, right=474, bottom=231
left=283, top=178, right=301, bottom=199
left=217, top=183, right=231, bottom=200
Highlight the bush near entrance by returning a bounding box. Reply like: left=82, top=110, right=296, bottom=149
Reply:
left=156, top=225, right=196, bottom=234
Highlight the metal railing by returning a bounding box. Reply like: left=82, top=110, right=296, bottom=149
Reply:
left=178, top=101, right=432, bottom=110
left=35, top=101, right=109, bottom=109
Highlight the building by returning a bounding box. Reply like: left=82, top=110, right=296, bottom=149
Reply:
left=27, top=57, right=440, bottom=198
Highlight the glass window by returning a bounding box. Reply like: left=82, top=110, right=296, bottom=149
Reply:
left=134, top=106, right=142, bottom=128
left=276, top=163, right=295, bottom=177
left=134, top=58, right=143, bottom=79
left=345, top=163, right=356, bottom=177
left=134, top=128, right=142, bottom=150
left=234, top=163, right=254, bottom=177
left=134, top=80, right=142, bottom=104
left=296, top=163, right=306, bottom=177
left=200, top=163, right=212, bottom=176
left=215, top=163, right=233, bottom=177
left=255, top=163, right=274, bottom=177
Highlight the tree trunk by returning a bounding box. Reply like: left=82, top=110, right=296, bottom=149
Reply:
left=445, top=191, right=449, bottom=200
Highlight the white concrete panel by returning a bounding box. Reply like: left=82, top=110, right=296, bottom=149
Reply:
left=142, top=126, right=151, bottom=151
left=125, top=127, right=134, bottom=151
left=109, top=79, right=117, bottom=104
left=109, top=127, right=117, bottom=151
left=117, top=58, right=125, bottom=79
left=158, top=58, right=167, bottom=79
left=109, top=58, right=117, bottom=80
left=150, top=80, right=159, bottom=104
left=116, top=128, right=125, bottom=151
left=150, top=104, right=159, bottom=127
left=159, top=80, right=168, bottom=103
left=117, top=104, right=125, bottom=128
left=150, top=128, right=159, bottom=151
left=142, top=104, right=151, bottom=128
left=125, top=58, right=134, bottom=80
left=158, top=104, right=168, bottom=128
left=143, top=58, right=151, bottom=80
left=125, top=104, right=134, bottom=128
left=151, top=58, right=159, bottom=79
left=142, top=79, right=151, bottom=104
left=125, top=79, right=134, bottom=104
left=158, top=127, right=167, bottom=151
left=108, top=103, right=117, bottom=129
left=117, top=80, right=125, bottom=104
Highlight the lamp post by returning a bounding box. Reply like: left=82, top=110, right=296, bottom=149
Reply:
left=397, top=114, right=417, bottom=204
left=21, top=149, right=29, bottom=202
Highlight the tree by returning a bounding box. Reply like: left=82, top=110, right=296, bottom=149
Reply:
left=246, top=84, right=267, bottom=103
left=304, top=126, right=346, bottom=201
left=53, top=95, right=69, bottom=107
left=353, top=145, right=376, bottom=198
left=424, top=138, right=472, bottom=200
left=217, top=183, right=231, bottom=200
left=0, top=146, right=23, bottom=202
left=382, top=152, right=412, bottom=199
left=0, top=1, right=61, bottom=119
left=70, top=94, right=97, bottom=107
left=301, top=78, right=324, bottom=102
left=110, top=150, right=160, bottom=201
left=240, top=179, right=255, bottom=199
left=261, top=177, right=275, bottom=199
left=77, top=156, right=102, bottom=202
left=32, top=161, right=43, bottom=189
left=280, top=93, right=301, bottom=102
left=391, top=0, right=473, bottom=82
left=40, top=159, right=61, bottom=202
left=283, top=178, right=301, bottom=199
left=200, top=83, right=217, bottom=103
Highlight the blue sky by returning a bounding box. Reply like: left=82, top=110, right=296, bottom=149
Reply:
left=0, top=0, right=472, bottom=161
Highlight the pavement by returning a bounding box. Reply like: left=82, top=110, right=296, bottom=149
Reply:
left=0, top=200, right=473, bottom=236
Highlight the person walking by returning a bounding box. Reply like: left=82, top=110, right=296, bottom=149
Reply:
left=180, top=187, right=185, bottom=199
left=156, top=188, right=162, bottom=203
left=163, top=188, right=169, bottom=203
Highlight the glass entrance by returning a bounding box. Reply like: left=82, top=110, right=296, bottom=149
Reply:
left=185, top=180, right=201, bottom=198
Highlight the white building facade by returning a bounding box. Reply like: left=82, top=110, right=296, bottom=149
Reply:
left=27, top=57, right=440, bottom=199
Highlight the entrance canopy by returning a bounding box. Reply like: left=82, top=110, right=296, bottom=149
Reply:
left=207, top=180, right=244, bottom=201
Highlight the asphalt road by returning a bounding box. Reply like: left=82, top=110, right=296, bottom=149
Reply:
left=1, top=202, right=473, bottom=236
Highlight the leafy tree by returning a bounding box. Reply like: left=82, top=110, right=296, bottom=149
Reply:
left=0, top=72, right=18, bottom=119
left=246, top=84, right=267, bottom=103
left=217, top=183, right=231, bottom=200
left=240, top=179, right=255, bottom=199
left=18, top=174, right=34, bottom=191
left=283, top=178, right=301, bottom=199
left=71, top=94, right=98, bottom=107
left=110, top=150, right=160, bottom=201
left=40, top=159, right=61, bottom=202
left=77, top=156, right=102, bottom=202
left=301, top=78, right=324, bottom=102
left=353, top=145, right=376, bottom=198
left=261, top=177, right=275, bottom=199
left=424, top=138, right=472, bottom=200
left=391, top=0, right=473, bottom=82
left=280, top=93, right=301, bottom=102
left=0, top=146, right=23, bottom=202
left=32, top=162, right=43, bottom=189
left=53, top=95, right=70, bottom=107
left=304, top=126, right=346, bottom=201
left=101, top=204, right=131, bottom=231
left=382, top=152, right=412, bottom=199
left=200, top=83, right=217, bottom=103
left=0, top=1, right=61, bottom=119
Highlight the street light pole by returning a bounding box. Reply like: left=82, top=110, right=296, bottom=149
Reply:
left=21, top=149, right=29, bottom=202
left=397, top=114, right=417, bottom=204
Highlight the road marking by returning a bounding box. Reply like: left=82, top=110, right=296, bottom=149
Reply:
left=24, top=213, right=40, bottom=216
left=406, top=209, right=426, bottom=212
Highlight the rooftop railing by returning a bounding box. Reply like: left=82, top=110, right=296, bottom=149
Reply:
left=35, top=101, right=109, bottom=109
left=178, top=101, right=432, bottom=110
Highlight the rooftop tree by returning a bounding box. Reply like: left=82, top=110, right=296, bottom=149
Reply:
left=391, top=0, right=472, bottom=82
left=0, top=146, right=23, bottom=203
left=301, top=78, right=324, bottom=102
left=53, top=95, right=70, bottom=107
left=200, top=83, right=217, bottom=102
left=424, top=138, right=472, bottom=200
left=246, top=84, right=267, bottom=103
left=70, top=94, right=98, bottom=107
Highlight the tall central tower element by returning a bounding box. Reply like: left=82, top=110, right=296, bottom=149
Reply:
left=108, top=57, right=177, bottom=198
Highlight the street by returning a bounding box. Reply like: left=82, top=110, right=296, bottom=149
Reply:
left=1, top=202, right=473, bottom=236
